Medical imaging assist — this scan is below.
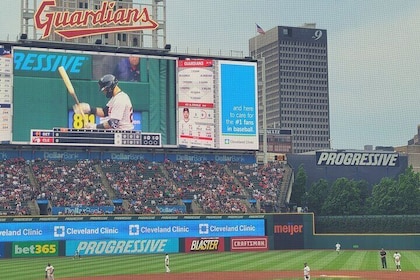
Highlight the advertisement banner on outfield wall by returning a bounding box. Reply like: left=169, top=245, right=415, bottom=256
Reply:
left=66, top=238, right=179, bottom=256
left=185, top=237, right=225, bottom=252
left=0, top=219, right=264, bottom=242
left=12, top=241, right=59, bottom=258
left=273, top=214, right=304, bottom=249
left=230, top=236, right=268, bottom=252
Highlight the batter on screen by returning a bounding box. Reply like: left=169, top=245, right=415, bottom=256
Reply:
left=73, top=74, right=134, bottom=130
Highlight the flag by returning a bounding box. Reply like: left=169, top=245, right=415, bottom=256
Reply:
left=256, top=24, right=265, bottom=35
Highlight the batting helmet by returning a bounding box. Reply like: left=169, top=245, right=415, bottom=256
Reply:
left=98, top=74, right=118, bottom=98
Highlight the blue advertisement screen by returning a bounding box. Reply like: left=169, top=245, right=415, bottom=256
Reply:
left=0, top=219, right=265, bottom=241
left=219, top=61, right=258, bottom=149
left=220, top=64, right=256, bottom=134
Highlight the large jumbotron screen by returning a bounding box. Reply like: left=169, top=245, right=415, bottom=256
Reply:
left=0, top=45, right=258, bottom=150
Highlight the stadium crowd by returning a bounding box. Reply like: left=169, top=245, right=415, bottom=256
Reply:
left=229, top=161, right=285, bottom=212
left=31, top=159, right=112, bottom=208
left=163, top=160, right=248, bottom=213
left=101, top=159, right=180, bottom=214
left=0, top=158, right=33, bottom=215
left=0, top=158, right=288, bottom=215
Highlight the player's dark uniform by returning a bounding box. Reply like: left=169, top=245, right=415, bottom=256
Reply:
left=380, top=249, right=387, bottom=268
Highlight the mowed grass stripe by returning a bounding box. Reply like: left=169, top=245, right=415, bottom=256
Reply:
left=338, top=250, right=367, bottom=270
left=211, top=252, right=259, bottom=271
left=271, top=250, right=302, bottom=269
left=233, top=252, right=280, bottom=271
left=312, top=250, right=345, bottom=270
left=172, top=253, right=227, bottom=272
left=233, top=250, right=298, bottom=270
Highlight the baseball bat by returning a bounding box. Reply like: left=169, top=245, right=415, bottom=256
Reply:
left=58, top=66, right=85, bottom=119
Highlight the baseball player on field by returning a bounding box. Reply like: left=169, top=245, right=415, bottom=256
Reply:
left=73, top=74, right=134, bottom=130
left=165, top=253, right=170, bottom=273
left=335, top=242, right=341, bottom=254
left=73, top=249, right=81, bottom=260
left=380, top=248, right=387, bottom=268
left=393, top=251, right=401, bottom=271
left=45, top=263, right=54, bottom=280
left=303, top=262, right=310, bottom=280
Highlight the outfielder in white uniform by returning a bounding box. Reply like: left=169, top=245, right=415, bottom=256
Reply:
left=393, top=251, right=401, bottom=271
left=165, top=253, right=170, bottom=273
left=335, top=242, right=341, bottom=254
left=45, top=263, right=54, bottom=280
left=303, top=262, right=310, bottom=280
left=74, top=74, right=134, bottom=130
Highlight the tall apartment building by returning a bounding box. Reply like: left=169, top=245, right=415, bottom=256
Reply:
left=20, top=0, right=167, bottom=48
left=250, top=24, right=330, bottom=154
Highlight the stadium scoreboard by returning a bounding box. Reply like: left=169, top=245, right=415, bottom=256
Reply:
left=30, top=128, right=161, bottom=147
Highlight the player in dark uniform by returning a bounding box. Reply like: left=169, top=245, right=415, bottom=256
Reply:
left=380, top=248, right=387, bottom=268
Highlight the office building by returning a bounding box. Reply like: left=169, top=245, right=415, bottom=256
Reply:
left=250, top=24, right=330, bottom=153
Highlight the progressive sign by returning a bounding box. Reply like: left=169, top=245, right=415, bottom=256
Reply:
left=316, top=151, right=399, bottom=167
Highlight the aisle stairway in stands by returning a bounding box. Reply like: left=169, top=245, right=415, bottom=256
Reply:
left=95, top=164, right=117, bottom=200
left=26, top=165, right=40, bottom=215
left=223, top=165, right=256, bottom=213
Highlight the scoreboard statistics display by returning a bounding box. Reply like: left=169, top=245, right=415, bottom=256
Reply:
left=2, top=44, right=258, bottom=150
left=177, top=59, right=259, bottom=150
left=31, top=128, right=161, bottom=147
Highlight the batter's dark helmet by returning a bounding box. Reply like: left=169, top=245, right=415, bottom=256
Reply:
left=98, top=74, right=118, bottom=98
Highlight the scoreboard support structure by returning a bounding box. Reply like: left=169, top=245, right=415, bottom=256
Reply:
left=30, top=128, right=161, bottom=147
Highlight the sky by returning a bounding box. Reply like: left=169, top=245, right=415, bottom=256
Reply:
left=1, top=0, right=420, bottom=150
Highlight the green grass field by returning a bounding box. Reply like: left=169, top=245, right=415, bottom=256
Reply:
left=2, top=250, right=419, bottom=280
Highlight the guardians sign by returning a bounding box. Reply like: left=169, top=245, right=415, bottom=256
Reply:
left=34, top=0, right=158, bottom=39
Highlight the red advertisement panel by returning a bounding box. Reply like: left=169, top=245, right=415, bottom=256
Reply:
left=230, top=236, right=268, bottom=252
left=185, top=237, right=224, bottom=252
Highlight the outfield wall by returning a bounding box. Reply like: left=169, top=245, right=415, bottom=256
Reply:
left=0, top=214, right=419, bottom=258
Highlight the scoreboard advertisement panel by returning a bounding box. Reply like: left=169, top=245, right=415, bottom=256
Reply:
left=177, top=59, right=258, bottom=150
left=178, top=59, right=215, bottom=148
left=1, top=44, right=258, bottom=150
